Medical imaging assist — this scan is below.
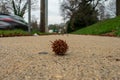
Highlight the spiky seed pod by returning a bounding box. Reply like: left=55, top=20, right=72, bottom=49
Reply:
left=51, top=39, right=68, bottom=55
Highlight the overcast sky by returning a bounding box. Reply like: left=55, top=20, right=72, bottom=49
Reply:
left=24, top=0, right=63, bottom=25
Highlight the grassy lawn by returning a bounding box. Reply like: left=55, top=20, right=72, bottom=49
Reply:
left=0, top=29, right=49, bottom=37
left=72, top=16, right=120, bottom=36
left=0, top=29, right=30, bottom=37
left=0, top=29, right=55, bottom=37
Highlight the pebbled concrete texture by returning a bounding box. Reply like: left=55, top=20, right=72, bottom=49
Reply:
left=0, top=34, right=120, bottom=80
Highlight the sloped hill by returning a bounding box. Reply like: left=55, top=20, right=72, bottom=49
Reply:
left=72, top=16, right=120, bottom=36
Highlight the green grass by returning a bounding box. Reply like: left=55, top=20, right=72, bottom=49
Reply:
left=0, top=29, right=30, bottom=37
left=0, top=29, right=52, bottom=37
left=116, top=27, right=120, bottom=36
left=72, top=16, right=120, bottom=36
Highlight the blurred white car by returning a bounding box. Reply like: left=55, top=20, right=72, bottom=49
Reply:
left=0, top=13, right=28, bottom=30
left=0, top=21, right=11, bottom=30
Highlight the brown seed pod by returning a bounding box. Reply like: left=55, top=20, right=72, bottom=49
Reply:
left=51, top=39, right=68, bottom=55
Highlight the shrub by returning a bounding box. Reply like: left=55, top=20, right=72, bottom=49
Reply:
left=51, top=39, right=68, bottom=55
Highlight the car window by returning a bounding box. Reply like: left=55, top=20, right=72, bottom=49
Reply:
left=10, top=15, right=27, bottom=24
left=0, top=15, right=11, bottom=18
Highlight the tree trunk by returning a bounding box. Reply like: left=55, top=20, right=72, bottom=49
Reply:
left=40, top=0, right=45, bottom=32
left=116, top=0, right=120, bottom=16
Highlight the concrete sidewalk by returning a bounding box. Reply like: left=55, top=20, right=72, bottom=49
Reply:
left=0, top=35, right=120, bottom=80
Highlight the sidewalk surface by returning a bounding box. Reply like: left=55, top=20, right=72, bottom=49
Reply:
left=0, top=35, right=120, bottom=80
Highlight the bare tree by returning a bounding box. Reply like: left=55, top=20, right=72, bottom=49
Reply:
left=31, top=15, right=38, bottom=31
left=0, top=1, right=9, bottom=14
left=0, top=0, right=38, bottom=17
left=105, top=0, right=116, bottom=18
left=60, top=0, right=103, bottom=20
left=97, top=3, right=105, bottom=20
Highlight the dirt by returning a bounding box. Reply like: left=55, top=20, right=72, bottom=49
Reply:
left=0, top=34, right=120, bottom=80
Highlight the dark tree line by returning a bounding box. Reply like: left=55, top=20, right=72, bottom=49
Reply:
left=60, top=0, right=120, bottom=32
left=60, top=0, right=103, bottom=32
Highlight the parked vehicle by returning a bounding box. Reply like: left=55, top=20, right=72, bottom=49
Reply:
left=0, top=21, right=11, bottom=30
left=0, top=13, right=28, bottom=30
